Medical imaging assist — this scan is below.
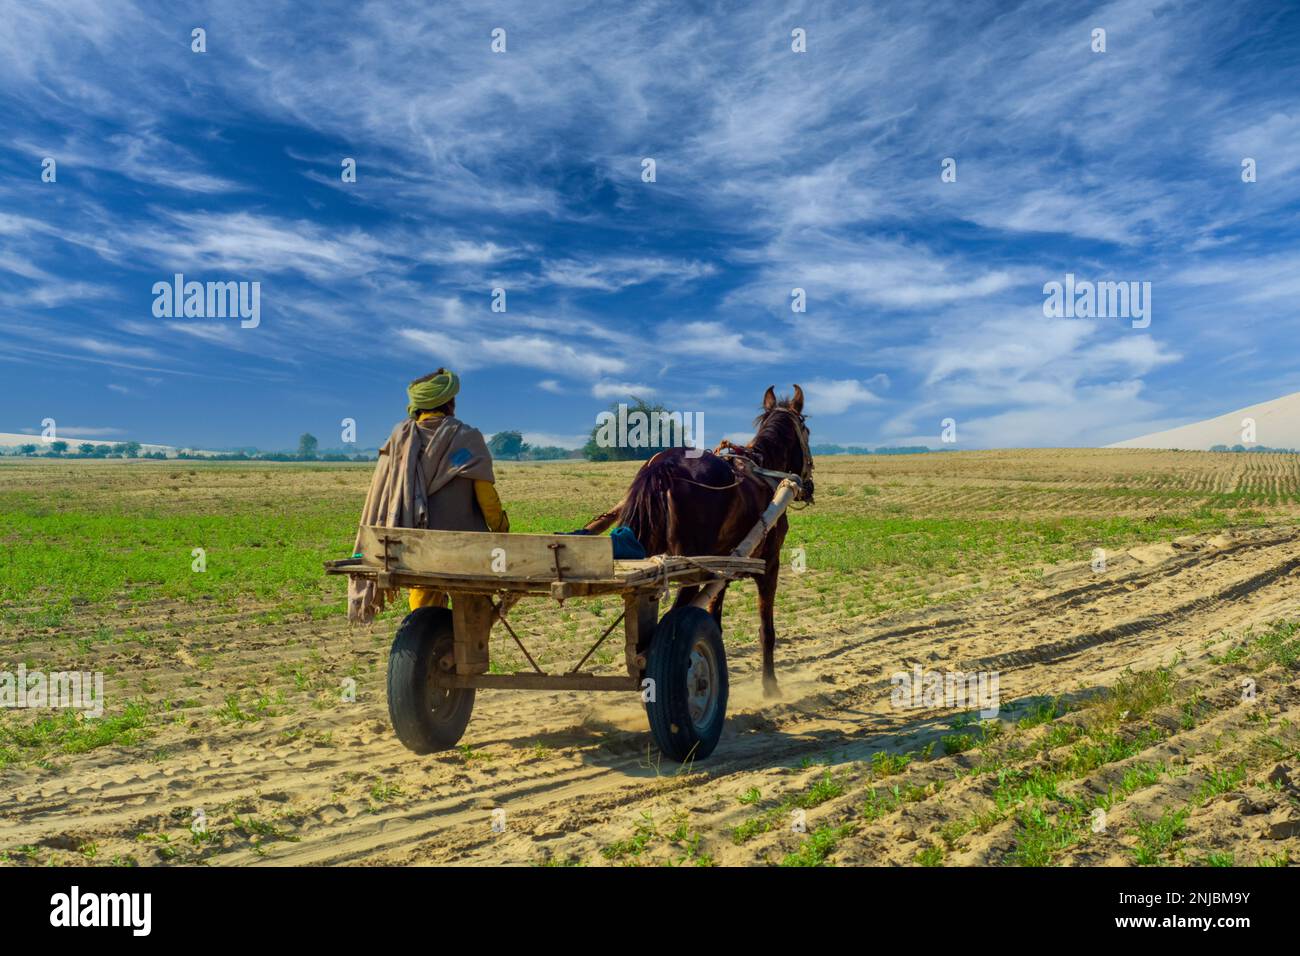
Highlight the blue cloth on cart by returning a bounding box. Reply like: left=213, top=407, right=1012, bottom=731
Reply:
left=554, top=525, right=647, bottom=559
left=610, top=525, right=647, bottom=559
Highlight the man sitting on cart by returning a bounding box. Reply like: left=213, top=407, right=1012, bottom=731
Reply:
left=348, top=368, right=508, bottom=622
left=405, top=369, right=509, bottom=610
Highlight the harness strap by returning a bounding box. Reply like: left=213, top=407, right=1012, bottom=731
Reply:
left=712, top=406, right=813, bottom=499
left=714, top=445, right=805, bottom=495
left=671, top=473, right=743, bottom=491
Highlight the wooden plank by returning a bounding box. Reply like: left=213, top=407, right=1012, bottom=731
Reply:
left=356, top=526, right=613, bottom=580
left=615, top=556, right=766, bottom=587
left=623, top=591, right=658, bottom=678
left=328, top=569, right=636, bottom=597
left=450, top=593, right=493, bottom=676
left=613, top=555, right=767, bottom=575
left=328, top=565, right=760, bottom=598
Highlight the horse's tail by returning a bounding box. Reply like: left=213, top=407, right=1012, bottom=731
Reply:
left=582, top=503, right=623, bottom=534
left=615, top=461, right=674, bottom=555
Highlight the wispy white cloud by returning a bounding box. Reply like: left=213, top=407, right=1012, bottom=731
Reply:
left=542, top=257, right=715, bottom=292
left=65, top=336, right=159, bottom=360
left=658, top=321, right=772, bottom=363
left=592, top=381, right=655, bottom=399
left=17, top=130, right=243, bottom=194
left=399, top=328, right=628, bottom=379
left=803, top=378, right=883, bottom=415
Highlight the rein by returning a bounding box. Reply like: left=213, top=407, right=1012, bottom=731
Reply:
left=672, top=472, right=743, bottom=491
left=713, top=406, right=813, bottom=500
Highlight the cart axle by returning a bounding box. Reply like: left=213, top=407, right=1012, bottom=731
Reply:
left=432, top=673, right=642, bottom=692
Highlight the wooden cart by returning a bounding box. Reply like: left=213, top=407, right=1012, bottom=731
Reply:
left=326, top=526, right=767, bottom=761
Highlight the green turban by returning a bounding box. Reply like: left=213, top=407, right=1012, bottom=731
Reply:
left=407, top=370, right=460, bottom=416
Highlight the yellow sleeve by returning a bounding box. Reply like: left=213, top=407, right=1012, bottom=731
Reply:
left=473, top=480, right=508, bottom=532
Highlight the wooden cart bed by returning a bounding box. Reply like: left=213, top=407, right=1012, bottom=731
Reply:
left=325, top=525, right=767, bottom=600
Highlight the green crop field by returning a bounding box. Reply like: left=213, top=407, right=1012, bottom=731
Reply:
left=3, top=448, right=1291, bottom=629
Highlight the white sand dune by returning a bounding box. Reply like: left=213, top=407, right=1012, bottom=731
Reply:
left=1109, top=390, right=1300, bottom=450
left=0, top=432, right=176, bottom=454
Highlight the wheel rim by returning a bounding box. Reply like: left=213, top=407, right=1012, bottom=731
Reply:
left=425, top=641, right=456, bottom=718
left=686, top=638, right=720, bottom=730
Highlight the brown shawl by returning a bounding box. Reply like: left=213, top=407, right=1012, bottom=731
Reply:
left=347, top=415, right=495, bottom=623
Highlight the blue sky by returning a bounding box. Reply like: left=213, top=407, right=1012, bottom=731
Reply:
left=2, top=0, right=1298, bottom=451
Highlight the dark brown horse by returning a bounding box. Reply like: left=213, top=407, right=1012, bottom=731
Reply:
left=585, top=385, right=814, bottom=697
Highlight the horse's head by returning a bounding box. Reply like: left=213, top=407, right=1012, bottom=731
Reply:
left=752, top=384, right=815, bottom=503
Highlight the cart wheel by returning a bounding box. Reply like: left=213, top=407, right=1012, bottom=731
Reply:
left=387, top=607, right=475, bottom=754
left=644, top=607, right=729, bottom=762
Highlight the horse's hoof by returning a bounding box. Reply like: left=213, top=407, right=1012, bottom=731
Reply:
left=763, top=679, right=782, bottom=700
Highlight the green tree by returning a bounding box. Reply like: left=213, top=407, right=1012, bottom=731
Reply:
left=49, top=440, right=68, bottom=456
left=17, top=444, right=37, bottom=456
left=297, top=433, right=319, bottom=459
left=584, top=396, right=689, bottom=462
left=78, top=443, right=96, bottom=456
left=488, top=430, right=526, bottom=460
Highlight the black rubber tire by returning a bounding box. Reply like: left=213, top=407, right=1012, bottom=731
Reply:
left=386, top=607, right=475, bottom=754
left=644, top=606, right=729, bottom=762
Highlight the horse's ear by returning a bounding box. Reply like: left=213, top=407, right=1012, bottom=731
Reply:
left=791, top=384, right=804, bottom=414
left=763, top=386, right=776, bottom=411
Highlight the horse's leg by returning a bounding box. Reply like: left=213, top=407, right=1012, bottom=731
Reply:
left=757, top=555, right=783, bottom=699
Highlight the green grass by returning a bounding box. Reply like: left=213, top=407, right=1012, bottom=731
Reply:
left=0, top=700, right=151, bottom=767
left=0, top=461, right=625, bottom=625
left=0, top=501, right=358, bottom=618
left=790, top=508, right=1263, bottom=590
left=1196, top=766, right=1247, bottom=802
left=916, top=845, right=944, bottom=867
left=1133, top=808, right=1190, bottom=865
left=1016, top=698, right=1062, bottom=730
left=0, top=455, right=1273, bottom=629
left=1008, top=803, right=1087, bottom=866
left=731, top=770, right=846, bottom=844
left=922, top=663, right=1203, bottom=866
left=369, top=782, right=403, bottom=804
left=231, top=813, right=301, bottom=848
left=861, top=786, right=905, bottom=822
left=781, top=824, right=855, bottom=867
left=1247, top=619, right=1300, bottom=668
left=941, top=733, right=976, bottom=755
left=600, top=810, right=714, bottom=866
left=602, top=812, right=658, bottom=861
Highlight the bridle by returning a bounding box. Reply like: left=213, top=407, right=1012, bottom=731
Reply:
left=714, top=406, right=814, bottom=502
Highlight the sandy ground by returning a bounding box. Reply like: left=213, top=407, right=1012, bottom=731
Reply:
left=4, top=524, right=1299, bottom=866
